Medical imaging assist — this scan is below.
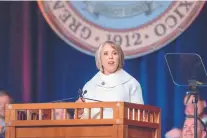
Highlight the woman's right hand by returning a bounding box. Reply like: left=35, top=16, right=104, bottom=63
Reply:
left=75, top=98, right=85, bottom=118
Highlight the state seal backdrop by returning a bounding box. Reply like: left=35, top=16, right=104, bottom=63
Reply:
left=38, top=1, right=205, bottom=59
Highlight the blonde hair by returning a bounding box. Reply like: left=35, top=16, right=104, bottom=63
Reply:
left=95, top=41, right=124, bottom=72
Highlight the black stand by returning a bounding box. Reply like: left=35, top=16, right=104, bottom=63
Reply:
left=186, top=80, right=199, bottom=138
left=164, top=53, right=207, bottom=138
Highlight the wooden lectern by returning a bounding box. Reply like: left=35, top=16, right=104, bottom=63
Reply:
left=5, top=102, right=161, bottom=138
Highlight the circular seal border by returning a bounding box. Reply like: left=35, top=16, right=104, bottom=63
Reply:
left=37, top=1, right=206, bottom=59
left=67, top=2, right=176, bottom=32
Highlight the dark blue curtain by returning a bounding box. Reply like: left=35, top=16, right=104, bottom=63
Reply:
left=0, top=1, right=207, bottom=137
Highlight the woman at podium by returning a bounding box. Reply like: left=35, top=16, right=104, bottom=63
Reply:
left=76, top=41, right=144, bottom=119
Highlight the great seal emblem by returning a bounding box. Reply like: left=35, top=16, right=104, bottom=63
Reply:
left=38, top=1, right=205, bottom=59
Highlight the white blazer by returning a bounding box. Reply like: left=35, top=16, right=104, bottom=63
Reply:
left=81, top=69, right=144, bottom=119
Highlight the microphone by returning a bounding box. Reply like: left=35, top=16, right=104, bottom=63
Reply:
left=50, top=88, right=84, bottom=103
left=78, top=89, right=87, bottom=98
left=78, top=89, right=102, bottom=102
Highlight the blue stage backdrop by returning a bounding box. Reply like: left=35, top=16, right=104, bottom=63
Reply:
left=0, top=1, right=207, bottom=137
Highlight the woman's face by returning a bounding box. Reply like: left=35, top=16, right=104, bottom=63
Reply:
left=100, top=44, right=120, bottom=75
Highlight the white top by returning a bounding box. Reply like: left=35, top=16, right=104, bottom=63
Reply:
left=81, top=69, right=144, bottom=119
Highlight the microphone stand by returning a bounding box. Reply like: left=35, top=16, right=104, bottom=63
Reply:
left=50, top=89, right=102, bottom=103
left=51, top=97, right=77, bottom=103
left=82, top=97, right=102, bottom=102
left=186, top=80, right=199, bottom=138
